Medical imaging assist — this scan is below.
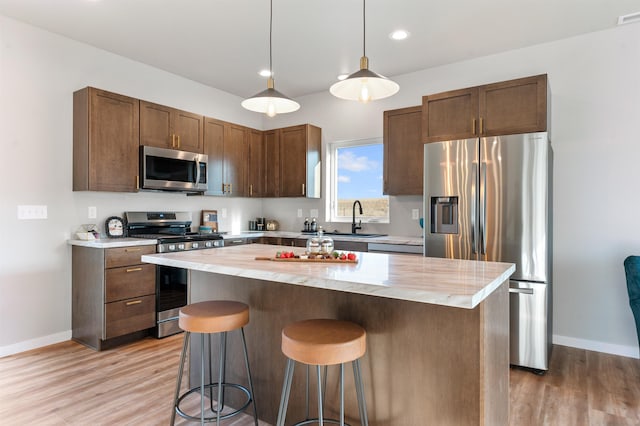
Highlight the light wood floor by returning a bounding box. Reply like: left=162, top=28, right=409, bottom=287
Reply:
left=1, top=334, right=638, bottom=425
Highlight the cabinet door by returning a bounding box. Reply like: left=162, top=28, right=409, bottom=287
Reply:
left=223, top=123, right=247, bottom=196
left=104, top=294, right=155, bottom=339
left=279, top=125, right=308, bottom=197
left=422, top=87, right=478, bottom=143
left=383, top=106, right=423, bottom=195
left=203, top=117, right=225, bottom=196
left=263, top=130, right=279, bottom=197
left=247, top=129, right=264, bottom=197
left=479, top=74, right=547, bottom=136
left=73, top=88, right=139, bottom=192
left=140, top=101, right=172, bottom=149
left=173, top=109, right=204, bottom=153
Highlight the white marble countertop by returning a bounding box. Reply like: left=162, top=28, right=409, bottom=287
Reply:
left=142, top=243, right=514, bottom=309
left=67, top=238, right=157, bottom=248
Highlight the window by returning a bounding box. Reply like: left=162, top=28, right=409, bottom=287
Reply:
left=326, top=138, right=389, bottom=223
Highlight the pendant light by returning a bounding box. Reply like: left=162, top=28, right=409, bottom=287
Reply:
left=242, top=0, right=300, bottom=117
left=329, top=0, right=399, bottom=103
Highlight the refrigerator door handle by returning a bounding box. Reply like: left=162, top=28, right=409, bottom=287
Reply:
left=471, top=163, right=477, bottom=254
left=480, top=162, right=487, bottom=255
left=509, top=287, right=534, bottom=295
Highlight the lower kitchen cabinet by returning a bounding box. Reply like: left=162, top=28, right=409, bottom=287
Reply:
left=72, top=245, right=156, bottom=350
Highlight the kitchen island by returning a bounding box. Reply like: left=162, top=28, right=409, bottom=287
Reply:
left=142, top=244, right=515, bottom=425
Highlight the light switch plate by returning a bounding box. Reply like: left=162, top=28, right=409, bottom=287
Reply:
left=412, top=209, right=420, bottom=220
left=297, top=209, right=303, bottom=218
left=17, top=205, right=48, bottom=220
left=88, top=206, right=97, bottom=219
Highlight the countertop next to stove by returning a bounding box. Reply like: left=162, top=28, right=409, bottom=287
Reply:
left=67, top=238, right=157, bottom=248
left=66, top=231, right=424, bottom=249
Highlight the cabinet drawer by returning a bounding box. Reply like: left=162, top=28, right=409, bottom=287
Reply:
left=105, top=294, right=155, bottom=339
left=105, top=245, right=156, bottom=268
left=105, top=263, right=156, bottom=303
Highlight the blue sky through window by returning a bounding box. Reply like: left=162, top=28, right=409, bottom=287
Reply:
left=337, top=144, right=383, bottom=199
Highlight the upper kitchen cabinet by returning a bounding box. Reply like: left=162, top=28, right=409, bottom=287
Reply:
left=73, top=87, right=139, bottom=192
left=203, top=117, right=247, bottom=196
left=422, top=74, right=548, bottom=143
left=383, top=105, right=423, bottom=195
left=247, top=129, right=264, bottom=197
left=263, top=130, right=279, bottom=197
left=140, top=101, right=204, bottom=153
left=278, top=124, right=321, bottom=198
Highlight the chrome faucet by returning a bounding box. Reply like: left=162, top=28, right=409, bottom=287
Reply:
left=352, top=200, right=363, bottom=234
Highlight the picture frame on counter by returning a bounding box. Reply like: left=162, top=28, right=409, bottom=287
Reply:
left=105, top=216, right=125, bottom=238
left=201, top=210, right=218, bottom=232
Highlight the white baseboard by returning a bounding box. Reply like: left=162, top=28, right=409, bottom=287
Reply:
left=553, top=334, right=640, bottom=359
left=0, top=330, right=72, bottom=358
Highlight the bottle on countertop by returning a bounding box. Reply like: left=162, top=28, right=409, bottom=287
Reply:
left=310, top=217, right=317, bottom=232
left=318, top=226, right=334, bottom=254
left=303, top=217, right=309, bottom=232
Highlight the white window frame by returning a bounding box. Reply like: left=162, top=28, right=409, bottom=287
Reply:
left=325, top=137, right=389, bottom=224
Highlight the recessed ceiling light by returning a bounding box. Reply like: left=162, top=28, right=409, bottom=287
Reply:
left=618, top=11, right=640, bottom=25
left=337, top=74, right=349, bottom=81
left=389, top=30, right=409, bottom=40
left=259, top=69, right=272, bottom=77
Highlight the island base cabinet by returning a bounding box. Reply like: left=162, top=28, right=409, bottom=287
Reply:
left=189, top=272, right=509, bottom=425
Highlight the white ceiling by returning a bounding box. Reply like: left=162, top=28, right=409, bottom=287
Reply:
left=0, top=0, right=638, bottom=99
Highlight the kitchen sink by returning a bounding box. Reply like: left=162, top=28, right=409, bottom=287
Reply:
left=322, top=232, right=388, bottom=238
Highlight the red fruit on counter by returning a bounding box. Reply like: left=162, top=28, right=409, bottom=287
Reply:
left=347, top=253, right=356, bottom=261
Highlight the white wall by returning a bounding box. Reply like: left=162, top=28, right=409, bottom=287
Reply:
left=2, top=14, right=639, bottom=358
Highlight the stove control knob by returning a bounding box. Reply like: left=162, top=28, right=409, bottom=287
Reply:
left=205, top=241, right=213, bottom=248
left=192, top=242, right=199, bottom=249
left=178, top=243, right=185, bottom=250
left=168, top=244, right=176, bottom=251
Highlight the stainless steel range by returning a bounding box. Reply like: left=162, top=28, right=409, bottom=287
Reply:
left=125, top=211, right=224, bottom=338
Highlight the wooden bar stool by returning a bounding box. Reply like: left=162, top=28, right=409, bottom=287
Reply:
left=171, top=301, right=258, bottom=425
left=276, top=319, right=368, bottom=426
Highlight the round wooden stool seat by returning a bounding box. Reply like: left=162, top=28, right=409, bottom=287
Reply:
left=282, top=319, right=367, bottom=366
left=178, top=300, right=249, bottom=334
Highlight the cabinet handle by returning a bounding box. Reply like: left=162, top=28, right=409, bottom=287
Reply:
left=126, top=267, right=143, bottom=273
left=301, top=183, right=305, bottom=195
left=479, top=117, right=484, bottom=134
left=249, top=184, right=253, bottom=196
left=177, top=135, right=181, bottom=148
left=125, top=248, right=141, bottom=252
left=125, top=300, right=142, bottom=306
left=172, top=134, right=176, bottom=148
left=472, top=118, right=476, bottom=135
left=136, top=175, right=139, bottom=190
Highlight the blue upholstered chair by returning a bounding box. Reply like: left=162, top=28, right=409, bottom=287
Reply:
left=623, top=256, right=640, bottom=346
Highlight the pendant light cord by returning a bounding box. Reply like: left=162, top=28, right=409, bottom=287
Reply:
left=362, top=0, right=366, bottom=57
left=269, top=0, right=273, bottom=76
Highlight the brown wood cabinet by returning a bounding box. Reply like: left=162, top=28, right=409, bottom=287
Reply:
left=247, top=129, right=265, bottom=197
left=140, top=101, right=204, bottom=153
left=278, top=124, right=322, bottom=198
left=383, top=105, right=423, bottom=195
left=263, top=130, right=279, bottom=197
left=73, top=87, right=139, bottom=192
left=422, top=74, right=548, bottom=143
left=72, top=245, right=156, bottom=351
left=203, top=117, right=248, bottom=196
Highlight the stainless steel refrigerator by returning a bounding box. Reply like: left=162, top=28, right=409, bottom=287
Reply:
left=423, top=132, right=553, bottom=371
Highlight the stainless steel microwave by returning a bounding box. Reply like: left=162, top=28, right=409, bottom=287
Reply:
left=140, top=146, right=208, bottom=193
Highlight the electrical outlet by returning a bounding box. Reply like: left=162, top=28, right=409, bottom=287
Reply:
left=88, top=206, right=97, bottom=219
left=310, top=209, right=319, bottom=218
left=297, top=209, right=303, bottom=218
left=412, top=209, right=420, bottom=220
left=17, top=205, right=48, bottom=220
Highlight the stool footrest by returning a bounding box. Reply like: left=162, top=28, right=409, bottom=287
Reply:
left=292, top=419, right=352, bottom=426
left=175, top=382, right=252, bottom=423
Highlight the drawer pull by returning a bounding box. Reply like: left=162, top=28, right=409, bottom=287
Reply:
left=125, top=248, right=142, bottom=252
left=125, top=300, right=142, bottom=306
left=126, top=267, right=143, bottom=273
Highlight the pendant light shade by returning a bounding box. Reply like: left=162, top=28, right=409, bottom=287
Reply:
left=329, top=0, right=399, bottom=102
left=242, top=0, right=299, bottom=117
